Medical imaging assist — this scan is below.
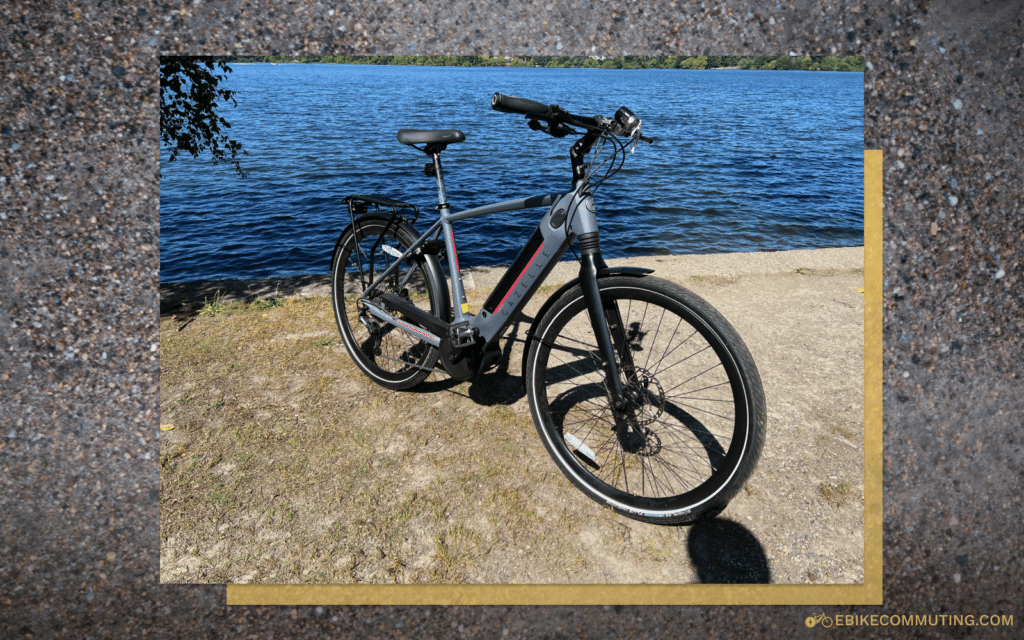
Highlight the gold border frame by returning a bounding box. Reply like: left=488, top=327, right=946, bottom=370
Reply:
left=226, top=150, right=883, bottom=606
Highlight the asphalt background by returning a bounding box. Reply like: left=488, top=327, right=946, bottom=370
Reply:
left=2, top=0, right=1022, bottom=637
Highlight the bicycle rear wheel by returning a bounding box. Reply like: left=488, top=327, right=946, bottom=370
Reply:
left=331, top=213, right=450, bottom=390
left=524, top=276, right=766, bottom=525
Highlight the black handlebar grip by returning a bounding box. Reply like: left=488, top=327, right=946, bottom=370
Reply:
left=491, top=93, right=549, bottom=116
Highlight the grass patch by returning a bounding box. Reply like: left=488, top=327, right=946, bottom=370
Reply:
left=227, top=450, right=254, bottom=469
left=396, top=491, right=427, bottom=522
left=207, top=480, right=241, bottom=511
left=828, top=424, right=859, bottom=440
left=325, top=520, right=349, bottom=543
left=818, top=481, right=856, bottom=509
left=487, top=486, right=539, bottom=532
left=198, top=290, right=233, bottom=316
left=168, top=393, right=195, bottom=409
left=251, top=295, right=284, bottom=310
left=430, top=524, right=482, bottom=583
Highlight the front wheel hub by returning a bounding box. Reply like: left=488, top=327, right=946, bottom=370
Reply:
left=610, top=366, right=666, bottom=456
left=617, top=365, right=665, bottom=427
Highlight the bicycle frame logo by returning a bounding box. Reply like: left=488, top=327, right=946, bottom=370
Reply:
left=805, top=613, right=834, bottom=628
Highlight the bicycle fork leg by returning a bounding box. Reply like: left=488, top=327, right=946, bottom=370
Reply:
left=578, top=233, right=633, bottom=412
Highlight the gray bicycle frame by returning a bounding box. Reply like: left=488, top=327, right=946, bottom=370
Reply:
left=358, top=182, right=598, bottom=347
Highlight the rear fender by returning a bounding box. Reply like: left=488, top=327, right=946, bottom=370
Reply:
left=331, top=212, right=452, bottom=324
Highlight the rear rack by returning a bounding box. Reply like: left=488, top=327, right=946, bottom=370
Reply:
left=342, top=194, right=420, bottom=230
left=338, top=195, right=425, bottom=291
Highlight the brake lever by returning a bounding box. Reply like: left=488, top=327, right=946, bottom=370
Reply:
left=550, top=122, right=575, bottom=138
left=626, top=125, right=655, bottom=153
left=527, top=117, right=575, bottom=138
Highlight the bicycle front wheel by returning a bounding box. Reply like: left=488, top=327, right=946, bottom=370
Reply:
left=331, top=214, right=450, bottom=390
left=524, top=276, right=766, bottom=525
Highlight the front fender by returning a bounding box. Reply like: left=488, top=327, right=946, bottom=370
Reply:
left=519, top=266, right=654, bottom=386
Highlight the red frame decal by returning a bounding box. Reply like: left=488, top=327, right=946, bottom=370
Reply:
left=494, top=241, right=546, bottom=313
left=450, top=228, right=460, bottom=274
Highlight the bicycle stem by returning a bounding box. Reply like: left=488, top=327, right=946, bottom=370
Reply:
left=570, top=131, right=603, bottom=190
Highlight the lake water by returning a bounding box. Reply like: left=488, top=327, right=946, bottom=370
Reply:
left=159, top=64, right=864, bottom=283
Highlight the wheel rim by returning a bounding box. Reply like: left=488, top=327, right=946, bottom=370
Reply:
left=532, top=286, right=751, bottom=515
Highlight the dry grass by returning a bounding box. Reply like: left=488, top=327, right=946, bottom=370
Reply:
left=818, top=481, right=858, bottom=509
left=159, top=265, right=868, bottom=585
left=159, top=291, right=611, bottom=584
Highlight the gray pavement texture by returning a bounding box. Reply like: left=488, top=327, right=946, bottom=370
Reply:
left=1, top=0, right=1021, bottom=638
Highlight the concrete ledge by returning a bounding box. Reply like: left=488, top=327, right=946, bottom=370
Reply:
left=159, top=246, right=864, bottom=312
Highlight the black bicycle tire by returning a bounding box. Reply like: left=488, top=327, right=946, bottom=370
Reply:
left=330, top=214, right=449, bottom=390
left=525, top=275, right=766, bottom=525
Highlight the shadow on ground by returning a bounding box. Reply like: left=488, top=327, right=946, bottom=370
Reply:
left=687, top=518, right=771, bottom=583
left=407, top=313, right=535, bottom=406
left=160, top=274, right=333, bottom=314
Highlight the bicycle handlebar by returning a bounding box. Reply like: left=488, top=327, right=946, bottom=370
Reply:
left=490, top=92, right=651, bottom=143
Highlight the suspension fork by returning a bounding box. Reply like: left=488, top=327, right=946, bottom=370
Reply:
left=577, top=232, right=635, bottom=412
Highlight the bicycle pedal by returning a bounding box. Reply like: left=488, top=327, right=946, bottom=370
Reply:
left=448, top=321, right=478, bottom=348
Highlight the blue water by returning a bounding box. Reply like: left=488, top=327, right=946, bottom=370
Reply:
left=160, top=65, right=864, bottom=283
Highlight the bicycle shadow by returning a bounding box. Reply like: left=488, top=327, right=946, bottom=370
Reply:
left=686, top=517, right=772, bottom=584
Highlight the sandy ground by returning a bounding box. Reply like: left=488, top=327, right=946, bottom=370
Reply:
left=159, top=247, right=865, bottom=585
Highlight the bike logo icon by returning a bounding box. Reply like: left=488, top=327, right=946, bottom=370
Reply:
left=805, top=613, right=833, bottom=628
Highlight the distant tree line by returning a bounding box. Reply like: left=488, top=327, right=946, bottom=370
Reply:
left=219, top=55, right=865, bottom=72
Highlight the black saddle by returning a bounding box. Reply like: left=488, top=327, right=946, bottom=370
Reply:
left=397, top=129, right=466, bottom=147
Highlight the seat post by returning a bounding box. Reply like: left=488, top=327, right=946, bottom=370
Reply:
left=429, top=149, right=449, bottom=209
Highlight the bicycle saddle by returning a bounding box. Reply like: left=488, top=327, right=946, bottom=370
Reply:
left=397, top=129, right=466, bottom=146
